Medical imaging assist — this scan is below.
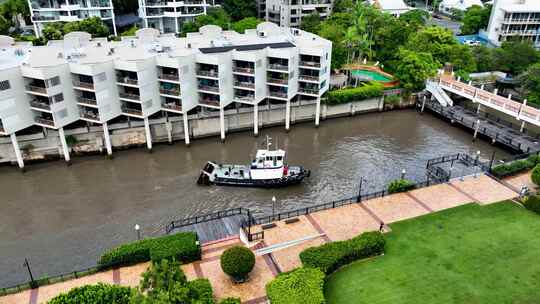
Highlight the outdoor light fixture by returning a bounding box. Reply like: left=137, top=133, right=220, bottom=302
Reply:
left=401, top=169, right=406, bottom=179
left=272, top=196, right=277, bottom=217
left=134, top=224, right=141, bottom=241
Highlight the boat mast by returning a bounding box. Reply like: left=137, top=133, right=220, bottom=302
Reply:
left=266, top=135, right=271, bottom=150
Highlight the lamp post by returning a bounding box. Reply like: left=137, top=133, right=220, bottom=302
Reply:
left=272, top=196, right=276, bottom=219
left=356, top=177, right=364, bottom=203
left=23, top=258, right=37, bottom=289
left=401, top=169, right=407, bottom=180
left=134, top=224, right=141, bottom=241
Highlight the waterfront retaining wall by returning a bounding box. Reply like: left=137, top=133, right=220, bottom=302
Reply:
left=0, top=98, right=386, bottom=165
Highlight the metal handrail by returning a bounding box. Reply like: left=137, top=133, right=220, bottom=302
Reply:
left=198, top=84, right=219, bottom=92
left=77, top=97, right=97, bottom=105
left=233, top=67, right=254, bottom=74
left=162, top=103, right=182, bottom=111
left=119, top=92, right=140, bottom=100
left=30, top=100, right=51, bottom=110
left=196, top=70, right=219, bottom=78
left=299, top=60, right=321, bottom=68
left=35, top=117, right=54, bottom=126
left=160, top=88, right=181, bottom=96
left=234, top=81, right=255, bottom=88
left=267, top=78, right=288, bottom=84
left=268, top=64, right=288, bottom=71
left=72, top=80, right=94, bottom=89
left=26, top=85, right=48, bottom=94
left=116, top=77, right=138, bottom=85
left=158, top=73, right=180, bottom=81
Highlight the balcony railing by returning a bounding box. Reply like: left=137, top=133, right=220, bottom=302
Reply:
left=199, top=98, right=220, bottom=107
left=158, top=73, right=180, bottom=81
left=299, top=88, right=319, bottom=95
left=30, top=100, right=51, bottom=111
left=234, top=95, right=254, bottom=102
left=35, top=117, right=55, bottom=126
left=198, top=84, right=219, bottom=92
left=196, top=70, right=219, bottom=78
left=32, top=15, right=59, bottom=21
left=234, top=81, right=255, bottom=89
left=119, top=92, right=141, bottom=101
left=162, top=103, right=182, bottom=112
left=77, top=97, right=97, bottom=106
left=268, top=91, right=287, bottom=98
left=81, top=111, right=100, bottom=121
left=299, top=75, right=319, bottom=82
left=116, top=76, right=138, bottom=85
left=0, top=123, right=4, bottom=133
left=72, top=80, right=95, bottom=89
left=233, top=67, right=255, bottom=74
left=300, top=60, right=321, bottom=68
left=121, top=107, right=143, bottom=116
left=267, top=78, right=288, bottom=85
left=160, top=88, right=181, bottom=96
left=268, top=64, right=288, bottom=71
left=26, top=85, right=48, bottom=94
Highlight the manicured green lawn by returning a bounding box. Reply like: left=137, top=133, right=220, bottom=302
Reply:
left=325, top=202, right=540, bottom=304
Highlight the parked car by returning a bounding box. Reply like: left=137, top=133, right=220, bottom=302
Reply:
left=464, top=39, right=481, bottom=46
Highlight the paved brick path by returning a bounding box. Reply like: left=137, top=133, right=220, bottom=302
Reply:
left=0, top=173, right=527, bottom=304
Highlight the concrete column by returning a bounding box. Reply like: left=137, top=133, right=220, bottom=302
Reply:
left=520, top=121, right=526, bottom=133
left=165, top=121, right=173, bottom=144
left=219, top=107, right=225, bottom=142
left=253, top=103, right=259, bottom=137
left=10, top=133, right=24, bottom=170
left=315, top=97, right=321, bottom=127
left=183, top=114, right=190, bottom=146
left=473, top=119, right=480, bottom=140
left=111, top=9, right=118, bottom=36
left=102, top=122, right=113, bottom=157
left=58, top=127, right=71, bottom=164
left=144, top=117, right=152, bottom=151
left=322, top=104, right=327, bottom=120
left=477, top=103, right=481, bottom=114
left=421, top=95, right=426, bottom=113
left=285, top=99, right=291, bottom=131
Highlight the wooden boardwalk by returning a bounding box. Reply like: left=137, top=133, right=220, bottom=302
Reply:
left=171, top=214, right=247, bottom=243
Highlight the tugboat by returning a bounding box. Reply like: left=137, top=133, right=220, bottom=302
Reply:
left=197, top=136, right=310, bottom=188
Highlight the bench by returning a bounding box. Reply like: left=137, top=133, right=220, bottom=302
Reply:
left=262, top=223, right=276, bottom=230
left=284, top=218, right=300, bottom=224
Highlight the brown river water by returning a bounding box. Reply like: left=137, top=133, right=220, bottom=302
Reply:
left=0, top=109, right=511, bottom=287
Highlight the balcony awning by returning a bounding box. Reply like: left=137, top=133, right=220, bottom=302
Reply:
left=199, top=42, right=295, bottom=54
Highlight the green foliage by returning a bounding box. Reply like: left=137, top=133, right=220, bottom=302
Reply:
left=394, top=49, right=439, bottom=92
left=47, top=283, right=133, bottom=304
left=120, top=25, right=138, bottom=36
left=491, top=155, right=540, bottom=178
left=532, top=164, right=540, bottom=186
left=112, top=0, right=138, bottom=14
left=220, top=246, right=255, bottom=281
left=460, top=4, right=492, bottom=35
left=449, top=8, right=464, bottom=21
left=493, top=41, right=539, bottom=75
left=0, top=15, right=9, bottom=35
left=520, top=63, right=540, bottom=106
left=384, top=94, right=400, bottom=105
left=332, top=0, right=354, bottom=13
left=299, top=231, right=385, bottom=274
left=406, top=26, right=458, bottom=65
left=472, top=45, right=495, bottom=73
left=301, top=12, right=321, bottom=34
left=523, top=195, right=540, bottom=214
left=223, top=0, right=256, bottom=21
left=98, top=232, right=200, bottom=269
left=180, top=8, right=231, bottom=36
left=265, top=267, right=326, bottom=304
left=388, top=178, right=416, bottom=193
left=399, top=9, right=429, bottom=29
left=139, top=259, right=187, bottom=298
left=219, top=298, right=241, bottom=304
left=41, top=17, right=109, bottom=42
left=65, top=135, right=78, bottom=147
left=324, top=82, right=384, bottom=105
left=232, top=17, right=261, bottom=33
left=317, top=13, right=353, bottom=69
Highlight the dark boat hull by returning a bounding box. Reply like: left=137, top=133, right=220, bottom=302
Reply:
left=212, top=170, right=310, bottom=188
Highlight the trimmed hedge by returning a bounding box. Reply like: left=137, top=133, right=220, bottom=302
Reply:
left=523, top=195, right=540, bottom=214
left=491, top=154, right=540, bottom=178
left=98, top=232, right=200, bottom=269
left=388, top=178, right=416, bottom=194
left=220, top=246, right=255, bottom=282
left=266, top=267, right=325, bottom=304
left=324, top=82, right=384, bottom=105
left=299, top=231, right=385, bottom=275
left=532, top=164, right=540, bottom=186
left=186, top=278, right=214, bottom=303
left=47, top=283, right=133, bottom=304
left=219, top=298, right=241, bottom=304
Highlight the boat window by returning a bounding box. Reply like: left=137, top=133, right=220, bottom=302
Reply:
left=277, top=156, right=283, bottom=161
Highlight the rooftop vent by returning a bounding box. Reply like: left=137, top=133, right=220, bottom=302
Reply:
left=97, top=42, right=102, bottom=47
left=187, top=43, right=192, bottom=48
left=130, top=40, right=135, bottom=47
left=57, top=52, right=63, bottom=59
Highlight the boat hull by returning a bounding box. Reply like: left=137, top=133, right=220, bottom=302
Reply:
left=213, top=171, right=309, bottom=188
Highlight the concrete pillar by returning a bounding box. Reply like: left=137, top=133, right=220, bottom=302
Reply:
left=476, top=103, right=481, bottom=114
left=144, top=117, right=152, bottom=151
left=58, top=127, right=71, bottom=164
left=10, top=133, right=24, bottom=170
left=315, top=97, right=321, bottom=127
left=473, top=119, right=480, bottom=140
left=253, top=103, right=259, bottom=137
left=111, top=9, right=118, bottom=36
left=285, top=99, right=291, bottom=131
left=493, top=88, right=498, bottom=95
left=520, top=121, right=526, bottom=133
left=421, top=95, right=426, bottom=113
left=102, top=122, right=113, bottom=157
left=165, top=121, right=173, bottom=144
left=183, top=114, right=190, bottom=146
left=219, top=107, right=225, bottom=142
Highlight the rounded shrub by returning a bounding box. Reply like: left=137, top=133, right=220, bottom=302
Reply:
left=220, top=246, right=255, bottom=282
left=523, top=195, right=540, bottom=214
left=531, top=164, right=540, bottom=186
left=219, top=297, right=241, bottom=304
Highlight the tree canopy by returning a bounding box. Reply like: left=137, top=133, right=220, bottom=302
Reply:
left=493, top=41, right=539, bottom=76
left=41, top=17, right=109, bottom=40
left=460, top=4, right=492, bottom=35
left=520, top=63, right=540, bottom=106
left=222, top=0, right=257, bottom=21
left=395, top=49, right=440, bottom=92
left=232, top=17, right=262, bottom=33
left=301, top=12, right=321, bottom=34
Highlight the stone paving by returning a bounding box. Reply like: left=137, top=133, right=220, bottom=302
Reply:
left=505, top=171, right=537, bottom=193
left=0, top=173, right=525, bottom=304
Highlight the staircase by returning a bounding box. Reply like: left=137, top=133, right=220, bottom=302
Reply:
left=426, top=80, right=453, bottom=107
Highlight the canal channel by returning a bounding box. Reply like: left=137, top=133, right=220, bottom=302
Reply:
left=0, top=109, right=512, bottom=287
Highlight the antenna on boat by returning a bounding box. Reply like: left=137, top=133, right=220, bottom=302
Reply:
left=266, top=135, right=272, bottom=150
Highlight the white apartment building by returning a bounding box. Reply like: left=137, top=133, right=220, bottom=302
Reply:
left=486, top=0, right=540, bottom=48
left=28, top=0, right=117, bottom=37
left=0, top=22, right=332, bottom=169
left=369, top=0, right=410, bottom=17
left=138, top=0, right=223, bottom=34
left=264, top=0, right=332, bottom=28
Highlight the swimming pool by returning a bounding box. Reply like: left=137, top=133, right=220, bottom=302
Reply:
left=351, top=69, right=393, bottom=82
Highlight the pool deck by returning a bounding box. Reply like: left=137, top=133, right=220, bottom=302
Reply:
left=0, top=173, right=528, bottom=304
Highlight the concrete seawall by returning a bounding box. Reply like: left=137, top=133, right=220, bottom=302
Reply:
left=0, top=98, right=391, bottom=165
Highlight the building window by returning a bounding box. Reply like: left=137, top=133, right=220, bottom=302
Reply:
left=0, top=80, right=10, bottom=91
left=49, top=76, right=61, bottom=87
left=53, top=93, right=64, bottom=103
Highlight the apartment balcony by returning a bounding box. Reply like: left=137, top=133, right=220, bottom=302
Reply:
left=32, top=15, right=60, bottom=21
left=233, top=67, right=255, bottom=74
left=198, top=84, right=219, bottom=93
left=35, top=117, right=55, bottom=127
left=72, top=80, right=95, bottom=90
left=121, top=106, right=143, bottom=117
left=80, top=110, right=101, bottom=122
left=299, top=74, right=319, bottom=82
left=146, top=0, right=167, bottom=6
left=268, top=91, right=287, bottom=99
left=234, top=95, right=255, bottom=102
left=25, top=85, right=49, bottom=95
left=30, top=99, right=52, bottom=111
left=299, top=88, right=319, bottom=96
left=162, top=101, right=182, bottom=113
left=119, top=92, right=141, bottom=101
left=196, top=70, right=219, bottom=78
left=77, top=96, right=98, bottom=106
left=234, top=81, right=255, bottom=89
left=268, top=64, right=288, bottom=71
left=502, top=18, right=540, bottom=25
left=267, top=78, right=288, bottom=85
left=199, top=98, right=220, bottom=107
left=158, top=73, right=180, bottom=82
left=89, top=0, right=111, bottom=7
left=299, top=60, right=321, bottom=68
left=160, top=88, right=181, bottom=97
left=116, top=76, right=139, bottom=86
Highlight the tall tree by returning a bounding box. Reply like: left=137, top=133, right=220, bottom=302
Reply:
left=460, top=4, right=492, bottom=35
left=493, top=41, right=539, bottom=76
left=112, top=0, right=138, bottom=14
left=406, top=26, right=457, bottom=65
left=399, top=9, right=429, bottom=29
left=520, top=63, right=540, bottom=106
left=232, top=17, right=261, bottom=33
left=395, top=49, right=440, bottom=92
left=222, top=0, right=257, bottom=21
left=300, top=12, right=321, bottom=34
left=472, top=45, right=495, bottom=73
left=332, top=0, right=354, bottom=13
left=318, top=14, right=350, bottom=69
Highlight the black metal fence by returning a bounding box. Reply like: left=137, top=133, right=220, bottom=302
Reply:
left=165, top=207, right=251, bottom=234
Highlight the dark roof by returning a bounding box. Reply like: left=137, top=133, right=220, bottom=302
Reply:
left=115, top=14, right=141, bottom=28
left=199, top=41, right=295, bottom=54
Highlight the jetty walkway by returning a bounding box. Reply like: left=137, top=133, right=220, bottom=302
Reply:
left=1, top=172, right=530, bottom=304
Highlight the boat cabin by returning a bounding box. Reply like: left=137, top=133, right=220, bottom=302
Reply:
left=251, top=149, right=286, bottom=169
